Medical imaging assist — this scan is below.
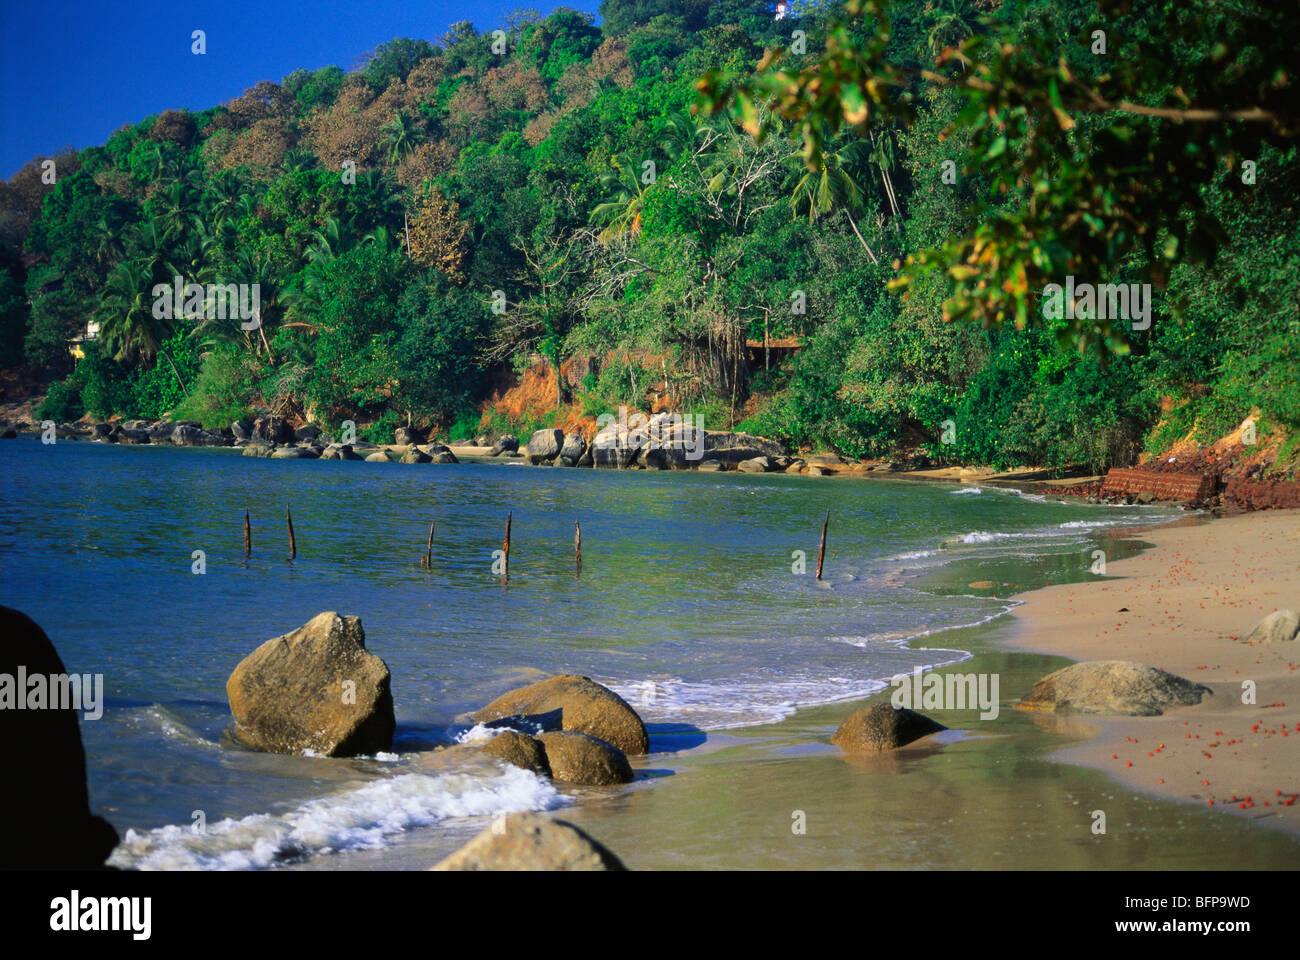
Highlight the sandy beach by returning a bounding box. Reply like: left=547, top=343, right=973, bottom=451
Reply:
left=1007, top=508, right=1300, bottom=831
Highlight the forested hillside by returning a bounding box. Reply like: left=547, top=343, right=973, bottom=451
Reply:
left=1, top=0, right=1295, bottom=474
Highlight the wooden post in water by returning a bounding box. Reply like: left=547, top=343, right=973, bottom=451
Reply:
left=574, top=520, right=582, bottom=572
left=816, top=510, right=828, bottom=581
left=243, top=510, right=251, bottom=559
left=286, top=507, right=296, bottom=561
left=502, top=512, right=512, bottom=579
left=424, top=520, right=435, bottom=568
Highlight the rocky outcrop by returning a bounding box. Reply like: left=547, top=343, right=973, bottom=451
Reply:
left=1015, top=661, right=1211, bottom=716
left=490, top=435, right=519, bottom=456
left=831, top=703, right=946, bottom=752
left=526, top=429, right=564, bottom=464
left=559, top=433, right=587, bottom=466
left=536, top=731, right=634, bottom=785
left=252, top=416, right=294, bottom=445
left=738, top=456, right=770, bottom=474
left=271, top=444, right=319, bottom=458
left=0, top=607, right=120, bottom=868
left=226, top=612, right=395, bottom=757
left=1242, top=609, right=1299, bottom=644
left=231, top=419, right=252, bottom=440
left=470, top=675, right=649, bottom=755
left=430, top=813, right=626, bottom=871
left=481, top=730, right=551, bottom=777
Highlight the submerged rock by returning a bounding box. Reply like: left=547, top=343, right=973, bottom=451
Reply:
left=1015, top=660, right=1211, bottom=716
left=430, top=813, right=626, bottom=871
left=226, top=612, right=395, bottom=756
left=1242, top=609, right=1299, bottom=644
left=470, top=674, right=649, bottom=755
left=536, top=731, right=634, bottom=785
left=831, top=703, right=946, bottom=752
left=0, top=607, right=120, bottom=868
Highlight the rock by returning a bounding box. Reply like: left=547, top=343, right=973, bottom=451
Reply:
left=831, top=703, right=946, bottom=752
left=470, top=675, right=649, bottom=755
left=785, top=459, right=806, bottom=474
left=118, top=426, right=151, bottom=444
left=1242, top=609, right=1299, bottom=644
left=169, top=423, right=204, bottom=446
left=321, top=444, right=362, bottom=461
left=394, top=426, right=425, bottom=446
left=526, top=428, right=565, bottom=464
left=737, top=456, right=770, bottom=474
left=271, top=445, right=319, bottom=458
left=430, top=813, right=626, bottom=871
left=559, top=433, right=587, bottom=465
left=365, top=451, right=390, bottom=463
left=0, top=607, right=120, bottom=868
left=0, top=428, right=16, bottom=439
left=231, top=419, right=252, bottom=441
left=697, top=459, right=723, bottom=472
left=147, top=421, right=175, bottom=442
left=1015, top=660, right=1211, bottom=716
left=226, top=612, right=395, bottom=757
left=807, top=465, right=824, bottom=476
left=90, top=422, right=113, bottom=440
left=252, top=416, right=294, bottom=444
left=807, top=454, right=844, bottom=466
left=480, top=731, right=551, bottom=777
left=294, top=424, right=320, bottom=442
left=242, top=441, right=275, bottom=457
left=401, top=446, right=432, bottom=464
left=431, top=450, right=458, bottom=464
left=700, top=430, right=786, bottom=469
left=536, top=731, right=634, bottom=785
left=490, top=435, right=519, bottom=456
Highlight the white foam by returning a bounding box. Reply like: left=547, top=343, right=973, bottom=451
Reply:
left=950, top=486, right=983, bottom=495
left=106, top=765, right=564, bottom=871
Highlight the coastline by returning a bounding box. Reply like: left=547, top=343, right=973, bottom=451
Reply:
left=1005, top=507, right=1300, bottom=831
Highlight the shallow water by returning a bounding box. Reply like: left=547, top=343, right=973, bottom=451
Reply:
left=0, top=436, right=1189, bottom=868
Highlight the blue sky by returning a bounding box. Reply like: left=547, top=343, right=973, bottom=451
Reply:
left=0, top=0, right=603, bottom=178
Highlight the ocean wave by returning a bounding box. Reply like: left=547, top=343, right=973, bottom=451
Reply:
left=106, top=764, right=564, bottom=871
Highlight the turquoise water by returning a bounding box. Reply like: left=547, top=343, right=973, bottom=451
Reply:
left=0, top=436, right=1181, bottom=868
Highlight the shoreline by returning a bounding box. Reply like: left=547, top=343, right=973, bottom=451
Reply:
left=1004, top=507, right=1300, bottom=831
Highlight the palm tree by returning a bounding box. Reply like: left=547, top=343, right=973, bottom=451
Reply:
left=788, top=141, right=880, bottom=264
left=926, top=0, right=978, bottom=60
left=379, top=110, right=422, bottom=164
left=96, top=259, right=173, bottom=363
left=590, top=155, right=654, bottom=242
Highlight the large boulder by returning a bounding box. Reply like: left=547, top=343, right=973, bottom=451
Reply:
left=431, top=813, right=626, bottom=871
left=536, top=731, right=634, bottom=785
left=559, top=433, right=587, bottom=466
left=294, top=424, right=321, bottom=442
left=480, top=730, right=551, bottom=777
left=321, top=443, right=362, bottom=461
left=490, top=435, right=519, bottom=456
left=242, top=441, right=276, bottom=457
left=700, top=430, right=785, bottom=469
left=1242, top=609, right=1299, bottom=644
left=364, top=451, right=391, bottom=463
left=1015, top=660, right=1211, bottom=716
left=470, top=675, right=649, bottom=755
left=831, top=703, right=946, bottom=752
left=431, top=450, right=459, bottom=464
left=0, top=607, right=120, bottom=868
left=271, top=445, right=319, bottom=459
left=252, top=416, right=294, bottom=444
left=401, top=446, right=432, bottom=464
left=225, top=612, right=395, bottom=756
left=526, top=429, right=564, bottom=464
left=737, top=456, right=770, bottom=474
left=231, top=419, right=252, bottom=441
left=394, top=426, right=426, bottom=447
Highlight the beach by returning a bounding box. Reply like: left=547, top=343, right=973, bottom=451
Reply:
left=1007, top=507, right=1300, bottom=831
